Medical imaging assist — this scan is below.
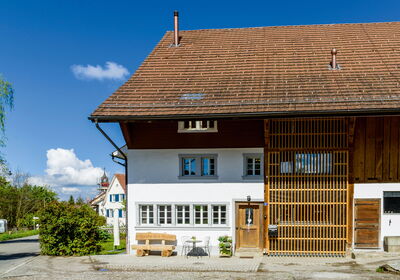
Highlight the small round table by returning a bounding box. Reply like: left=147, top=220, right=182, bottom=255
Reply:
left=186, top=239, right=202, bottom=258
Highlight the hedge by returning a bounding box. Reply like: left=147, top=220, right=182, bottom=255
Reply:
left=39, top=201, right=105, bottom=256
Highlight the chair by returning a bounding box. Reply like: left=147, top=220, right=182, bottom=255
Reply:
left=181, top=236, right=191, bottom=256
left=201, top=236, right=211, bottom=257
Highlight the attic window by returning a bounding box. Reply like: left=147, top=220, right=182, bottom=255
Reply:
left=178, top=120, right=218, bottom=133
left=180, top=93, right=204, bottom=100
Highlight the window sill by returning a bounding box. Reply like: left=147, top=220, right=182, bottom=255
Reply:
left=178, top=176, right=219, bottom=180
left=135, top=225, right=230, bottom=230
left=242, top=175, right=263, bottom=180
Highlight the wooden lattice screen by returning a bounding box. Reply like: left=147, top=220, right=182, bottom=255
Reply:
left=265, top=118, right=349, bottom=256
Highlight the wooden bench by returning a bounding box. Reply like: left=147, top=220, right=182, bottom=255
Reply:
left=131, top=232, right=176, bottom=257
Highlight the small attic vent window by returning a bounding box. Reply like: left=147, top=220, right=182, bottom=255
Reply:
left=180, top=93, right=204, bottom=100
left=178, top=120, right=218, bottom=133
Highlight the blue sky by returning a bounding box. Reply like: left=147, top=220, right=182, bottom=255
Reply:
left=1, top=0, right=399, bottom=200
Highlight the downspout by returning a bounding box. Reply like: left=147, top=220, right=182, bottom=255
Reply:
left=94, top=120, right=129, bottom=254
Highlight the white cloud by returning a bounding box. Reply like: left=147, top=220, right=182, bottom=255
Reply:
left=61, top=187, right=81, bottom=194
left=71, top=61, right=129, bottom=81
left=29, top=148, right=104, bottom=187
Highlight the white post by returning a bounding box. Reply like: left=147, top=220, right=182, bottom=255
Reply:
left=113, top=209, right=120, bottom=248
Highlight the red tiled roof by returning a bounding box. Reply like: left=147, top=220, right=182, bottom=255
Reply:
left=114, top=173, right=126, bottom=193
left=91, top=22, right=400, bottom=120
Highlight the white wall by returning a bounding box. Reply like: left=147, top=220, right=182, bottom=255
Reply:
left=354, top=183, right=400, bottom=249
left=127, top=148, right=264, bottom=255
left=104, top=177, right=126, bottom=226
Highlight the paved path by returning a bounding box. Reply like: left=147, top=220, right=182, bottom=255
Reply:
left=0, top=235, right=40, bottom=277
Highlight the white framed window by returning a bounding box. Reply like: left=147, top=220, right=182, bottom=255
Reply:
left=138, top=203, right=228, bottom=227
left=176, top=205, right=191, bottom=225
left=179, top=154, right=218, bottom=178
left=178, top=120, right=218, bottom=133
left=106, top=209, right=114, bottom=218
left=158, top=205, right=172, bottom=225
left=201, top=157, right=215, bottom=176
left=182, top=157, right=197, bottom=176
left=194, top=205, right=208, bottom=225
left=243, top=153, right=263, bottom=179
left=140, top=205, right=154, bottom=225
left=212, top=205, right=227, bottom=225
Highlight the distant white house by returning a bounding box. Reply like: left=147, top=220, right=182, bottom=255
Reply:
left=102, top=174, right=126, bottom=226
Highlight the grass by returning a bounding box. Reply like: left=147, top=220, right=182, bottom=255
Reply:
left=0, top=229, right=39, bottom=242
left=97, top=237, right=126, bottom=255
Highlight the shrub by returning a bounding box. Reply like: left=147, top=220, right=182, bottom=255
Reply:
left=39, top=201, right=105, bottom=256
left=98, top=229, right=112, bottom=242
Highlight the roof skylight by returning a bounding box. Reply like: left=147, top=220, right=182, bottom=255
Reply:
left=180, top=93, right=205, bottom=100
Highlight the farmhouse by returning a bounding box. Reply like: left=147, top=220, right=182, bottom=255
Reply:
left=90, top=13, right=400, bottom=256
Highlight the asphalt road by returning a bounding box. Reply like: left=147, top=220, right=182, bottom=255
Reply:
left=0, top=235, right=40, bottom=277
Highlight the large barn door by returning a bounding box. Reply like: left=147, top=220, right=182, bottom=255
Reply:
left=265, top=118, right=349, bottom=256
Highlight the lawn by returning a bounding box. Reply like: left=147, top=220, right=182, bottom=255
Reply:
left=0, top=229, right=39, bottom=242
left=97, top=236, right=126, bottom=255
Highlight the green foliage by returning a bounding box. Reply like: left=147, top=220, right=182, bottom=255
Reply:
left=0, top=176, right=57, bottom=228
left=39, top=201, right=106, bottom=256
left=76, top=196, right=85, bottom=205
left=68, top=195, right=75, bottom=205
left=218, top=235, right=232, bottom=256
left=0, top=229, right=39, bottom=241
left=98, top=228, right=112, bottom=242
left=0, top=75, right=14, bottom=147
left=17, top=213, right=36, bottom=229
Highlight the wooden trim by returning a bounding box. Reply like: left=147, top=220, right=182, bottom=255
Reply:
left=264, top=120, right=270, bottom=253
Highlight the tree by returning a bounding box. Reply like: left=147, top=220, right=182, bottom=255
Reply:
left=68, top=195, right=75, bottom=205
left=0, top=173, right=57, bottom=229
left=0, top=75, right=14, bottom=147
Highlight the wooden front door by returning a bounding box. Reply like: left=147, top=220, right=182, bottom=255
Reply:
left=236, top=202, right=263, bottom=249
left=354, top=199, right=380, bottom=248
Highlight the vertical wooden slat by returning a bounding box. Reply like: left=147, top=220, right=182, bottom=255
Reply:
left=390, top=117, right=399, bottom=181
left=382, top=117, right=391, bottom=182
left=266, top=118, right=348, bottom=256
left=365, top=118, right=377, bottom=181
left=375, top=117, right=384, bottom=181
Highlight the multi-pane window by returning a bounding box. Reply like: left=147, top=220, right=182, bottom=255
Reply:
left=158, top=205, right=172, bottom=225
left=182, top=158, right=197, bottom=176
left=176, top=205, right=191, bottom=225
left=178, top=120, right=218, bottom=133
left=109, top=194, right=125, bottom=202
left=295, top=153, right=332, bottom=174
left=194, top=205, right=208, bottom=225
left=247, top=157, right=261, bottom=176
left=140, top=205, right=154, bottom=225
left=212, top=205, right=227, bottom=225
left=138, top=204, right=228, bottom=226
left=384, top=192, right=400, bottom=214
left=106, top=209, right=114, bottom=218
left=243, top=154, right=263, bottom=178
left=180, top=155, right=217, bottom=178
left=202, top=157, right=215, bottom=176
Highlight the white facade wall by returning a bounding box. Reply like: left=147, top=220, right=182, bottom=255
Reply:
left=104, top=178, right=126, bottom=226
left=127, top=148, right=264, bottom=255
left=354, top=183, right=400, bottom=249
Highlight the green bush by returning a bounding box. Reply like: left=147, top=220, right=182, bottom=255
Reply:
left=98, top=229, right=112, bottom=242
left=38, top=201, right=105, bottom=256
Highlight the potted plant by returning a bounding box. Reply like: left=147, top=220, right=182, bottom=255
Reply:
left=218, top=235, right=232, bottom=257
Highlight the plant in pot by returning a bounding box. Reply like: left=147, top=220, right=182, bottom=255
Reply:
left=218, top=235, right=232, bottom=257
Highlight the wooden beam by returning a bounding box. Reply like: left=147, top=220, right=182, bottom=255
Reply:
left=119, top=121, right=134, bottom=148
